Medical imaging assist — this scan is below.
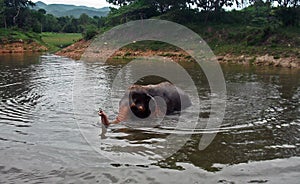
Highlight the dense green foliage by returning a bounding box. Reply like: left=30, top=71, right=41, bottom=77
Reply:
left=0, top=0, right=299, bottom=55
left=1, top=0, right=299, bottom=33
left=0, top=27, right=42, bottom=43
left=0, top=0, right=106, bottom=40
left=104, top=0, right=299, bottom=56
left=1, top=0, right=299, bottom=32
left=104, top=0, right=299, bottom=26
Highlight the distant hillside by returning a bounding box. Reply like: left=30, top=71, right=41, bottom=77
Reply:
left=32, top=1, right=110, bottom=18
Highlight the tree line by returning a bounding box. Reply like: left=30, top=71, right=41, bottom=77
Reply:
left=0, top=0, right=105, bottom=35
left=105, top=0, right=299, bottom=26
left=107, top=0, right=299, bottom=10
left=104, top=0, right=299, bottom=48
left=0, top=0, right=299, bottom=36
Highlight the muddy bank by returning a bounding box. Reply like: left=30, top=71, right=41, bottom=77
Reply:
left=56, top=39, right=92, bottom=60
left=56, top=39, right=300, bottom=68
left=217, top=54, right=300, bottom=68
left=0, top=40, right=48, bottom=53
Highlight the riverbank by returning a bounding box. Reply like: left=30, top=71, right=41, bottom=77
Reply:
left=1, top=29, right=299, bottom=68
left=55, top=39, right=300, bottom=68
left=0, top=29, right=82, bottom=54
left=0, top=29, right=46, bottom=53
left=0, top=40, right=48, bottom=53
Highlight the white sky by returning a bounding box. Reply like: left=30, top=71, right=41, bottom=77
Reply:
left=32, top=0, right=112, bottom=8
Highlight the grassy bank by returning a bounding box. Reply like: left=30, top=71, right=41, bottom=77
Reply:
left=0, top=29, right=82, bottom=53
left=191, top=24, right=300, bottom=58
left=118, top=24, right=300, bottom=59
left=0, top=28, right=43, bottom=45
left=41, top=32, right=82, bottom=52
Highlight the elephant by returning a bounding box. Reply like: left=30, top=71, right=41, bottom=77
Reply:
left=99, top=82, right=191, bottom=127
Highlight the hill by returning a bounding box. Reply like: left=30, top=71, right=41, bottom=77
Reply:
left=32, top=1, right=110, bottom=18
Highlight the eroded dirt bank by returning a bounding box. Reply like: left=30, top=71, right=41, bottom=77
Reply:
left=55, top=39, right=300, bottom=68
left=0, top=40, right=48, bottom=53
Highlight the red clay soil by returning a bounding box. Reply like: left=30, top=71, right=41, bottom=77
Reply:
left=55, top=39, right=300, bottom=68
left=0, top=40, right=48, bottom=53
left=55, top=39, right=199, bottom=62
left=56, top=39, right=92, bottom=60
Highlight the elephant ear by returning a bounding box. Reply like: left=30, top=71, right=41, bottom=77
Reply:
left=148, top=94, right=168, bottom=118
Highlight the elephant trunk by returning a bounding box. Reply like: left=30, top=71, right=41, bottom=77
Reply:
left=98, top=107, right=129, bottom=127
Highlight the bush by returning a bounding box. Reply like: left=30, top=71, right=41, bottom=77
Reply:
left=82, top=25, right=98, bottom=40
left=158, top=9, right=198, bottom=24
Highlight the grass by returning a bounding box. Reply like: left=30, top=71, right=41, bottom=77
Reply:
left=192, top=23, right=300, bottom=57
left=101, top=22, right=300, bottom=59
left=0, top=29, right=82, bottom=52
left=0, top=28, right=42, bottom=43
left=40, top=32, right=82, bottom=52
left=1, top=24, right=299, bottom=57
left=120, top=23, right=300, bottom=58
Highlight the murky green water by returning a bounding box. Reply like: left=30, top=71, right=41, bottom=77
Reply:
left=0, top=54, right=299, bottom=183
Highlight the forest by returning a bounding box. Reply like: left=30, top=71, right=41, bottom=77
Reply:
left=1, top=0, right=299, bottom=32
left=0, top=0, right=299, bottom=54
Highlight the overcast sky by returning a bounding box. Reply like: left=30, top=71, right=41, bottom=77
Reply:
left=32, top=0, right=112, bottom=8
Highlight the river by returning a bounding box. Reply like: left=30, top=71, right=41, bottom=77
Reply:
left=0, top=54, right=299, bottom=183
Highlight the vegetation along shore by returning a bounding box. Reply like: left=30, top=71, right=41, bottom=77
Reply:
left=1, top=0, right=299, bottom=68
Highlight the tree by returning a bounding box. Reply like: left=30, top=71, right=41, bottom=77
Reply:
left=93, top=16, right=106, bottom=28
left=192, top=0, right=234, bottom=12
left=107, top=0, right=135, bottom=6
left=82, top=24, right=98, bottom=40
left=105, top=0, right=159, bottom=26
left=38, top=8, right=46, bottom=15
left=34, top=9, right=46, bottom=32
left=79, top=13, right=90, bottom=25
left=44, top=14, right=60, bottom=32
left=0, top=0, right=7, bottom=28
left=276, top=0, right=300, bottom=7
left=3, top=0, right=35, bottom=26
